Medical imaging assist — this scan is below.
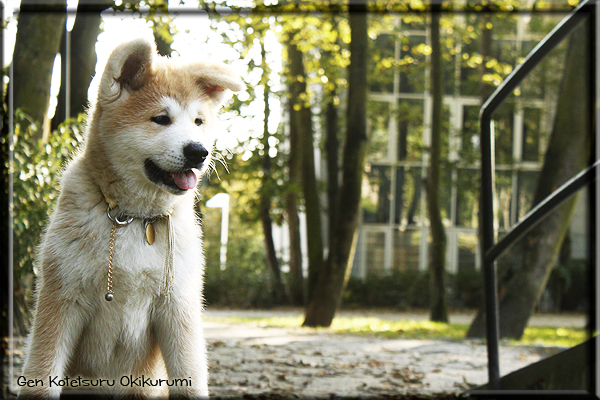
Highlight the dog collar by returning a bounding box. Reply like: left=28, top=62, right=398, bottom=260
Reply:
left=103, top=198, right=175, bottom=303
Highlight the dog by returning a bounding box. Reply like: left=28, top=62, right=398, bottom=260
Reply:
left=18, top=38, right=244, bottom=399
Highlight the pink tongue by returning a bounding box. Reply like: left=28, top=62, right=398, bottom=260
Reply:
left=172, top=170, right=199, bottom=190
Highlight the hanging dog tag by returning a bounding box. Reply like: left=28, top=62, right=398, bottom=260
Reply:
left=145, top=220, right=155, bottom=245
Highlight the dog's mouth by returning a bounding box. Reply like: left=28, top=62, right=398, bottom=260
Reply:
left=144, top=159, right=200, bottom=193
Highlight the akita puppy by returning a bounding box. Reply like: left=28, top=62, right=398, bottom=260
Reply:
left=18, top=38, right=243, bottom=399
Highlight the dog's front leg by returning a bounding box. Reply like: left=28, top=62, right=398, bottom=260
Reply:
left=154, top=296, right=208, bottom=399
left=18, top=264, right=86, bottom=399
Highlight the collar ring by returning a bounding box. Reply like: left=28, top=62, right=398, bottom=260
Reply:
left=106, top=204, right=134, bottom=226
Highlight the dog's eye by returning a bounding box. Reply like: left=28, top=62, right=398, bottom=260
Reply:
left=151, top=115, right=171, bottom=126
left=195, top=118, right=203, bottom=126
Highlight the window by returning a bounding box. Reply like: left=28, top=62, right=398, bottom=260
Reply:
left=393, top=229, right=421, bottom=272
left=366, top=231, right=386, bottom=276
left=522, top=107, right=542, bottom=162
left=368, top=100, right=392, bottom=161
left=394, top=166, right=422, bottom=225
left=397, top=99, right=424, bottom=161
left=455, top=168, right=479, bottom=228
left=458, top=233, right=478, bottom=271
left=370, top=34, right=396, bottom=93
left=363, top=165, right=392, bottom=224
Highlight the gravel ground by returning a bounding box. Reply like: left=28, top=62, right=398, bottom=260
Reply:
left=4, top=309, right=586, bottom=398
left=202, top=308, right=585, bottom=398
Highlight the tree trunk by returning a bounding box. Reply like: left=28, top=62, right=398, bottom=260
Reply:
left=51, top=0, right=110, bottom=130
left=303, top=5, right=369, bottom=327
left=12, top=1, right=66, bottom=137
left=426, top=3, right=449, bottom=323
left=287, top=37, right=324, bottom=304
left=285, top=40, right=305, bottom=307
left=285, top=157, right=305, bottom=306
left=325, top=93, right=340, bottom=249
left=321, top=24, right=341, bottom=261
left=0, top=75, right=8, bottom=399
left=467, top=21, right=591, bottom=339
left=259, top=43, right=286, bottom=304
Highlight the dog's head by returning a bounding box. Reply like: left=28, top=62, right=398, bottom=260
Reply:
left=87, top=38, right=243, bottom=212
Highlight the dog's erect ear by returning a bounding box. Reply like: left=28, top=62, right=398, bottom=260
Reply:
left=192, top=63, right=245, bottom=106
left=98, top=38, right=156, bottom=102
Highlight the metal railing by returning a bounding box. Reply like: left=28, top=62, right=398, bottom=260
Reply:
left=478, top=0, right=595, bottom=390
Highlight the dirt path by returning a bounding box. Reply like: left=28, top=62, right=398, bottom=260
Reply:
left=4, top=309, right=585, bottom=398
left=203, top=309, right=584, bottom=398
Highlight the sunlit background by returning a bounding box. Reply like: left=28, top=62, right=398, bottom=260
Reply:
left=3, top=0, right=283, bottom=158
left=5, top=0, right=591, bottom=348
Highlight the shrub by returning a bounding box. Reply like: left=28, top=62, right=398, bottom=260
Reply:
left=342, top=269, right=485, bottom=311
left=10, top=112, right=85, bottom=333
left=342, top=270, right=430, bottom=310
left=201, top=207, right=275, bottom=308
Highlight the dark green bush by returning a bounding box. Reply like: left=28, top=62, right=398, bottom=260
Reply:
left=544, top=258, right=590, bottom=312
left=12, top=113, right=84, bottom=276
left=342, top=268, right=485, bottom=311
left=10, top=112, right=85, bottom=333
left=342, top=270, right=431, bottom=310
left=450, top=268, right=485, bottom=309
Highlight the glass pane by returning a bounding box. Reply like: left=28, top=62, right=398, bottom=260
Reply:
left=368, top=100, right=391, bottom=161
left=517, top=170, right=540, bottom=220
left=370, top=34, right=396, bottom=93
left=459, top=24, right=482, bottom=97
left=461, top=105, right=480, bottom=162
left=493, top=101, right=515, bottom=166
left=399, top=34, right=426, bottom=94
left=458, top=233, right=478, bottom=272
left=400, top=13, right=426, bottom=32
left=396, top=99, right=424, bottom=161
left=393, top=229, right=421, bottom=272
left=520, top=33, right=568, bottom=100
left=495, top=170, right=513, bottom=230
left=456, top=168, right=479, bottom=228
left=492, top=39, right=518, bottom=67
left=522, top=107, right=542, bottom=162
left=363, top=165, right=392, bottom=224
left=366, top=231, right=386, bottom=276
left=395, top=166, right=422, bottom=225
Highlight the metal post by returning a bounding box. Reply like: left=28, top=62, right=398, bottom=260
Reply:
left=477, top=1, right=592, bottom=390
left=479, top=112, right=500, bottom=390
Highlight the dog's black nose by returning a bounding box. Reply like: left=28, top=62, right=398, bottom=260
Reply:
left=183, top=142, right=209, bottom=168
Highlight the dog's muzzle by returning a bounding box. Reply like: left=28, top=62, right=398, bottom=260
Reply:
left=144, top=142, right=209, bottom=193
left=182, top=142, right=209, bottom=169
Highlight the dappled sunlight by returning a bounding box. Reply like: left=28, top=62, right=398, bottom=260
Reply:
left=516, top=327, right=590, bottom=348
left=204, top=314, right=588, bottom=348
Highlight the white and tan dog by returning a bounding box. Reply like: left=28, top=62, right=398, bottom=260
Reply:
left=18, top=38, right=243, bottom=399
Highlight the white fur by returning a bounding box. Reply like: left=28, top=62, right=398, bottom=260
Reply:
left=18, top=38, right=244, bottom=399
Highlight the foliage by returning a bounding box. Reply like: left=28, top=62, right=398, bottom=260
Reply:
left=205, top=315, right=589, bottom=348
left=9, top=111, right=85, bottom=332
left=7, top=0, right=580, bottom=323
left=449, top=268, right=485, bottom=309
left=343, top=270, right=483, bottom=310
left=11, top=112, right=85, bottom=278
left=541, top=259, right=590, bottom=313
left=343, top=270, right=430, bottom=310
left=201, top=194, right=277, bottom=309
left=342, top=269, right=485, bottom=311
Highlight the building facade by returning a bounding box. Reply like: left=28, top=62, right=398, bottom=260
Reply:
left=350, top=9, right=589, bottom=278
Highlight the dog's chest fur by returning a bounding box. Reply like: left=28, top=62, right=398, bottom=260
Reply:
left=40, top=159, right=202, bottom=376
